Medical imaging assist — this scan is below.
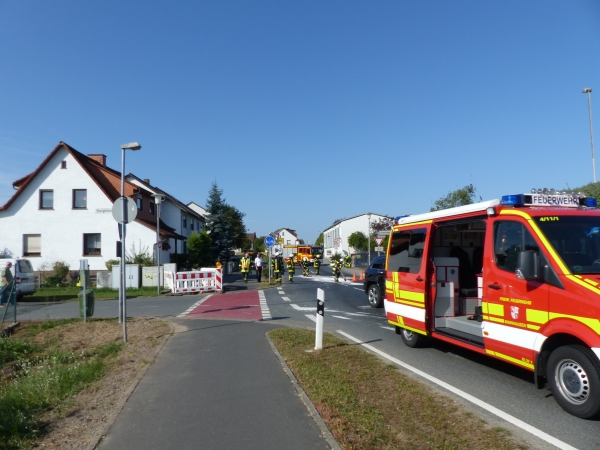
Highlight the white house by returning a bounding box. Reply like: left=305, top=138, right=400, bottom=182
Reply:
left=271, top=228, right=304, bottom=258
left=323, top=213, right=393, bottom=258
left=0, top=142, right=201, bottom=273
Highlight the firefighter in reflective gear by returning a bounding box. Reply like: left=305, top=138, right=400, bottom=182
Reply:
left=272, top=252, right=283, bottom=282
left=286, top=257, right=295, bottom=282
left=301, top=257, right=310, bottom=276
left=240, top=253, right=251, bottom=282
left=345, top=255, right=352, bottom=268
left=332, top=258, right=343, bottom=282
left=313, top=257, right=321, bottom=275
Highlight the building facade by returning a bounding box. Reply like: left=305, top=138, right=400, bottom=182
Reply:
left=323, top=213, right=393, bottom=258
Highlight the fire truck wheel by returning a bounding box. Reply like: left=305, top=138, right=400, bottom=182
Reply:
left=367, top=284, right=382, bottom=308
left=547, top=345, right=600, bottom=419
left=399, top=327, right=426, bottom=348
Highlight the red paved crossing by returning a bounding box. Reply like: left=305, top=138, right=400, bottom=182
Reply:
left=186, top=290, right=263, bottom=320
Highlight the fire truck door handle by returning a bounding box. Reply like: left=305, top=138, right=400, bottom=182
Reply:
left=416, top=277, right=424, bottom=282
left=488, top=284, right=501, bottom=290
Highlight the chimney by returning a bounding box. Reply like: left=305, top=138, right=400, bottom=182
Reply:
left=143, top=179, right=150, bottom=184
left=88, top=154, right=107, bottom=167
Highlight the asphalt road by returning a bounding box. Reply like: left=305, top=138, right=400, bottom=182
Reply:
left=13, top=265, right=600, bottom=450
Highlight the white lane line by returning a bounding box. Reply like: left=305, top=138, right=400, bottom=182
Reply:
left=177, top=294, right=214, bottom=317
left=353, top=288, right=363, bottom=291
left=258, top=290, right=272, bottom=321
left=282, top=297, right=291, bottom=302
left=380, top=326, right=395, bottom=330
left=331, top=315, right=351, bottom=320
left=278, top=290, right=285, bottom=295
left=305, top=314, right=316, bottom=323
left=291, top=304, right=315, bottom=311
left=336, top=330, right=577, bottom=450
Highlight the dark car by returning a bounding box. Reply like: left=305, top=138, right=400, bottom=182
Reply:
left=363, top=255, right=386, bottom=308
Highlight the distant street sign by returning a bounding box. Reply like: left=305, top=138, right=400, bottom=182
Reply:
left=264, top=236, right=275, bottom=247
left=378, top=231, right=391, bottom=236
left=277, top=238, right=285, bottom=244
left=375, top=246, right=384, bottom=252
left=375, top=238, right=384, bottom=246
left=112, top=197, right=138, bottom=224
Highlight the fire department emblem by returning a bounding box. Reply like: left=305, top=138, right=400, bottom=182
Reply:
left=510, top=306, right=519, bottom=320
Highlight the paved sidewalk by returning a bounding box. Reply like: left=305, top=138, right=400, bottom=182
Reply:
left=99, top=319, right=331, bottom=450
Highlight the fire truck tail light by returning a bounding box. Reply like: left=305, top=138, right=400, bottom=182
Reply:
left=501, top=195, right=525, bottom=206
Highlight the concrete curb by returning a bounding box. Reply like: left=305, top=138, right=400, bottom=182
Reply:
left=88, top=319, right=176, bottom=450
left=265, top=332, right=342, bottom=450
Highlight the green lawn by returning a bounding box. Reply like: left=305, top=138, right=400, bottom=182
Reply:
left=22, top=286, right=165, bottom=303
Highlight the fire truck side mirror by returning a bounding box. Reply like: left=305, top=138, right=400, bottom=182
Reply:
left=516, top=250, right=539, bottom=280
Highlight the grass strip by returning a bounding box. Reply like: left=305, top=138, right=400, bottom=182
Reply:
left=22, top=286, right=164, bottom=303
left=269, top=328, right=526, bottom=450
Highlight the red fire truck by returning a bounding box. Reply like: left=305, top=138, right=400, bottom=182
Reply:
left=384, top=191, right=600, bottom=418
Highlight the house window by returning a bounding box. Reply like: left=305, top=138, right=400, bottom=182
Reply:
left=197, top=222, right=200, bottom=231
left=183, top=241, right=187, bottom=254
left=61, top=161, right=67, bottom=169
left=23, top=234, right=41, bottom=257
left=190, top=219, right=194, bottom=230
left=149, top=202, right=155, bottom=215
left=136, top=196, right=142, bottom=210
left=40, top=190, right=53, bottom=209
left=182, top=216, right=187, bottom=229
left=73, top=189, right=87, bottom=209
left=83, top=233, right=102, bottom=256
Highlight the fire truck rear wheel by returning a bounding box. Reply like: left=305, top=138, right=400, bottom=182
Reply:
left=367, top=284, right=382, bottom=308
left=547, top=345, right=600, bottom=419
left=399, top=327, right=426, bottom=348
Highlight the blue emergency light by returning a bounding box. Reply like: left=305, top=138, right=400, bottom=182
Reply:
left=585, top=197, right=598, bottom=208
left=501, top=195, right=525, bottom=206
left=501, top=192, right=598, bottom=208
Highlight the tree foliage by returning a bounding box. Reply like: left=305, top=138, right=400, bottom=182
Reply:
left=348, top=231, right=369, bottom=252
left=569, top=181, right=600, bottom=200
left=369, top=217, right=395, bottom=235
left=205, top=182, right=235, bottom=262
left=223, top=205, right=248, bottom=250
left=431, top=184, right=477, bottom=211
left=187, top=230, right=213, bottom=268
left=254, top=237, right=267, bottom=253
left=314, top=233, right=324, bottom=246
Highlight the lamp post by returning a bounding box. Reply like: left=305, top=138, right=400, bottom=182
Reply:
left=583, top=88, right=596, bottom=183
left=153, top=193, right=165, bottom=295
left=120, top=142, right=141, bottom=343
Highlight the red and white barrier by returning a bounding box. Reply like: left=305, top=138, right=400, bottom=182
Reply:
left=165, top=268, right=223, bottom=294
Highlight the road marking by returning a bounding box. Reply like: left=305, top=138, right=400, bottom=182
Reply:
left=282, top=296, right=291, bottom=302
left=278, top=290, right=285, bottom=295
left=336, top=330, right=578, bottom=450
left=177, top=294, right=213, bottom=317
left=358, top=306, right=371, bottom=309
left=305, top=314, right=316, bottom=323
left=331, top=315, right=351, bottom=320
left=258, top=290, right=272, bottom=321
left=380, top=326, right=395, bottom=330
left=291, top=304, right=315, bottom=311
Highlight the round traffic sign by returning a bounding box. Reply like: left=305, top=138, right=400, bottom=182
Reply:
left=112, top=197, right=138, bottom=224
left=264, top=236, right=275, bottom=247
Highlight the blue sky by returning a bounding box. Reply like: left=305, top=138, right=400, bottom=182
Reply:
left=1, top=1, right=599, bottom=243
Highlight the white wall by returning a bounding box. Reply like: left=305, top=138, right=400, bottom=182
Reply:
left=0, top=147, right=156, bottom=271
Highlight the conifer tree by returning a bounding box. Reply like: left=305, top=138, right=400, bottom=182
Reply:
left=205, top=182, right=234, bottom=262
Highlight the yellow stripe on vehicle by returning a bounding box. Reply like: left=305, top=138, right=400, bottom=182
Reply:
left=398, top=289, right=424, bottom=302
left=386, top=280, right=394, bottom=290
left=392, top=272, right=399, bottom=283
left=584, top=278, right=599, bottom=287
left=395, top=220, right=433, bottom=228
left=549, top=312, right=600, bottom=335
left=486, top=350, right=535, bottom=370
left=488, top=316, right=505, bottom=324
left=566, top=275, right=600, bottom=297
left=394, top=299, right=426, bottom=309
left=526, top=309, right=549, bottom=324
left=483, top=302, right=504, bottom=317
left=527, top=324, right=541, bottom=331
left=499, top=209, right=570, bottom=275
left=388, top=319, right=428, bottom=336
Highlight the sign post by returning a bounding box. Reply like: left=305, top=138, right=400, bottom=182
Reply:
left=264, top=236, right=275, bottom=284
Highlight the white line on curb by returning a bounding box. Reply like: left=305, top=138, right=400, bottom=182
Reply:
left=336, top=330, right=577, bottom=450
left=259, top=290, right=272, bottom=321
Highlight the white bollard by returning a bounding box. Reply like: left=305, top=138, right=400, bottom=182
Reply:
left=315, top=288, right=325, bottom=350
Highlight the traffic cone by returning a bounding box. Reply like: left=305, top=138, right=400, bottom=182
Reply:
left=352, top=270, right=357, bottom=282
left=360, top=271, right=364, bottom=281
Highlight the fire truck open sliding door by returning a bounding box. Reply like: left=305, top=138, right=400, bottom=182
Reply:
left=386, top=224, right=432, bottom=335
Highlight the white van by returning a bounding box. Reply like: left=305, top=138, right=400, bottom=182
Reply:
left=0, top=258, right=36, bottom=299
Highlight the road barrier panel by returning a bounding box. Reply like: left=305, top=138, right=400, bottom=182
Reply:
left=165, top=268, right=223, bottom=294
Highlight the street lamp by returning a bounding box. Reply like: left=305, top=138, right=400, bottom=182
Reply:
left=120, top=142, right=141, bottom=343
left=582, top=88, right=596, bottom=183
left=152, top=193, right=165, bottom=296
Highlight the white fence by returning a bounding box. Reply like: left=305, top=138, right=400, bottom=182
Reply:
left=165, top=268, right=223, bottom=294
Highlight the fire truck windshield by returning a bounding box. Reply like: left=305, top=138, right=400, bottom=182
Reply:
left=535, top=216, right=600, bottom=274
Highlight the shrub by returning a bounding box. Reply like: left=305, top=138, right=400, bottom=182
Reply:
left=126, top=241, right=154, bottom=266
left=105, top=259, right=120, bottom=271
left=40, top=261, right=70, bottom=287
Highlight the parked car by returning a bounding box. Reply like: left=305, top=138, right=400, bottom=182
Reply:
left=0, top=258, right=36, bottom=299
left=363, top=255, right=386, bottom=308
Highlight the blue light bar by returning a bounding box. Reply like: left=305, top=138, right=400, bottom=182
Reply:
left=585, top=198, right=598, bottom=208
left=501, top=194, right=525, bottom=206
